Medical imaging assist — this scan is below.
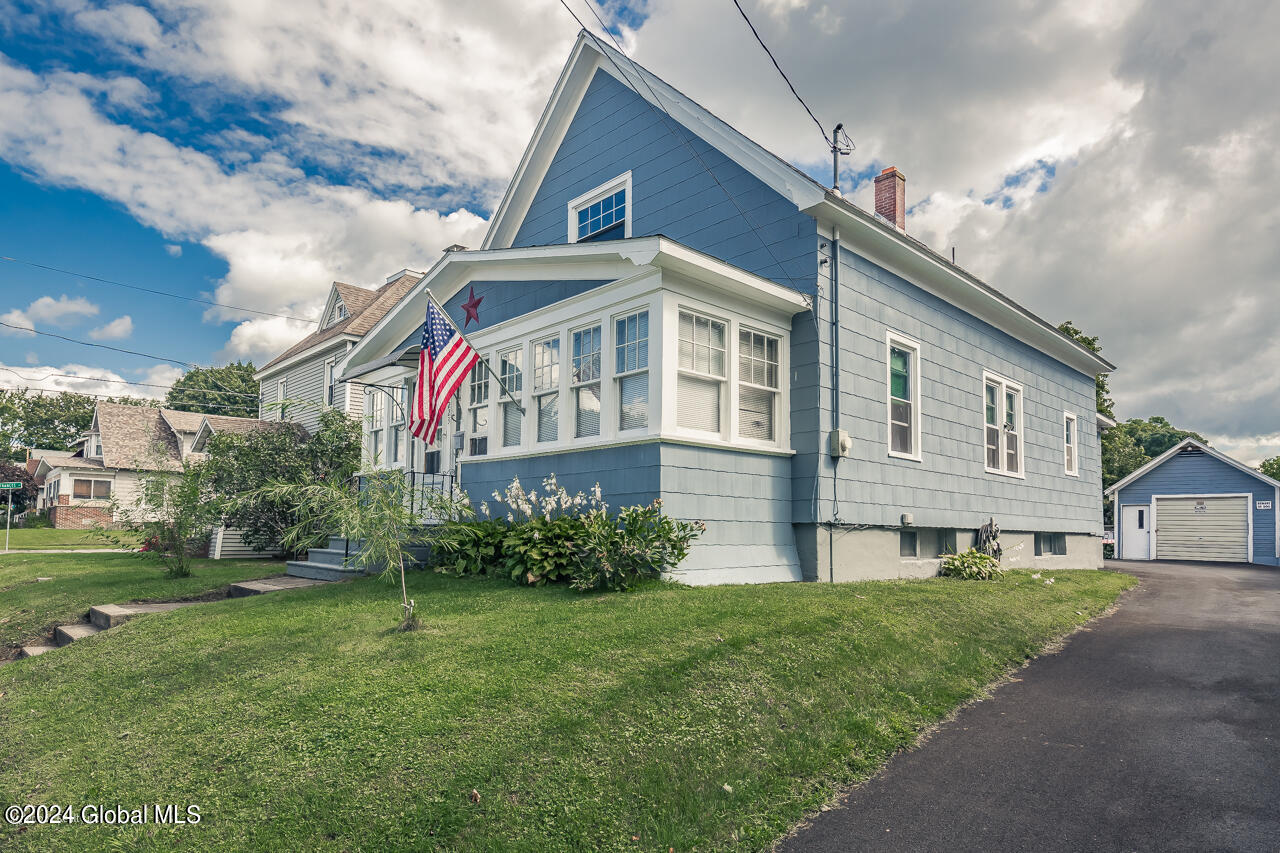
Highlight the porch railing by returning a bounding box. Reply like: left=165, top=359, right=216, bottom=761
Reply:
left=354, top=470, right=456, bottom=525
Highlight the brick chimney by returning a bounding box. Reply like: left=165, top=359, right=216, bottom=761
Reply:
left=874, top=166, right=906, bottom=230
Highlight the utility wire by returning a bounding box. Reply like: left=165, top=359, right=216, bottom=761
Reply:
left=560, top=1, right=804, bottom=288
left=1, top=320, right=195, bottom=366
left=0, top=367, right=260, bottom=399
left=0, top=384, right=260, bottom=413
left=0, top=255, right=319, bottom=324
left=729, top=0, right=829, bottom=146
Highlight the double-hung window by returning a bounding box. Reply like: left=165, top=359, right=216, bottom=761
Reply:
left=324, top=358, right=338, bottom=407
left=468, top=361, right=490, bottom=456
left=1063, top=412, right=1078, bottom=476
left=533, top=337, right=560, bottom=442
left=276, top=378, right=287, bottom=421
left=569, top=173, right=630, bottom=243
left=615, top=311, right=648, bottom=431
left=572, top=325, right=602, bottom=438
left=886, top=334, right=921, bottom=460
left=984, top=372, right=1023, bottom=476
left=677, top=310, right=727, bottom=433
left=367, top=389, right=385, bottom=464
left=738, top=328, right=780, bottom=441
left=499, top=348, right=523, bottom=447
left=389, top=384, right=406, bottom=465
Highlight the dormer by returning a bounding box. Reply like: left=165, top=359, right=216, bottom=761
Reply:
left=324, top=294, right=349, bottom=329
left=83, top=411, right=103, bottom=458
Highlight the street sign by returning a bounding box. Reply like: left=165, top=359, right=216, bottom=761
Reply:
left=0, top=482, right=21, bottom=489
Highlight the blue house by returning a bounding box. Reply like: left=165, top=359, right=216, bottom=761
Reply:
left=337, top=32, right=1114, bottom=584
left=1107, top=438, right=1279, bottom=565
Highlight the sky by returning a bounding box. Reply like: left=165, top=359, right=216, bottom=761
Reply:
left=0, top=0, right=1277, bottom=460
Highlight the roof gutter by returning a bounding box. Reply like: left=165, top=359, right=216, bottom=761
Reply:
left=806, top=194, right=1116, bottom=377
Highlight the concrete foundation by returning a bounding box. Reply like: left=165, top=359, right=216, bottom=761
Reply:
left=796, top=525, right=1103, bottom=582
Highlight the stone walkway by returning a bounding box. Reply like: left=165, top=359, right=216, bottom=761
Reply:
left=15, top=574, right=331, bottom=659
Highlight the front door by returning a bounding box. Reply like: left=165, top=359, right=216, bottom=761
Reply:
left=1121, top=504, right=1151, bottom=559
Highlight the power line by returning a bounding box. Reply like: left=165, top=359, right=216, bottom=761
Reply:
left=0, top=367, right=260, bottom=399
left=0, top=255, right=319, bottom=324
left=728, top=0, right=829, bottom=146
left=0, top=320, right=195, bottom=366
left=0, top=384, right=260, bottom=413
left=559, top=1, right=805, bottom=288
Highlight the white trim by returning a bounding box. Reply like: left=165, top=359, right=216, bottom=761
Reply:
left=1151, top=493, right=1253, bottom=564
left=885, top=331, right=922, bottom=462
left=981, top=370, right=1026, bottom=480
left=275, top=378, right=287, bottom=422
left=567, top=171, right=632, bottom=243
left=1104, top=437, right=1280, bottom=496
left=1063, top=411, right=1079, bottom=477
left=1119, top=502, right=1152, bottom=560
left=256, top=335, right=357, bottom=381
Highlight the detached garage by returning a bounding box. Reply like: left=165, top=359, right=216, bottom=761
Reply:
left=1107, top=439, right=1279, bottom=566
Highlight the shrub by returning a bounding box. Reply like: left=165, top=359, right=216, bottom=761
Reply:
left=939, top=548, right=1006, bottom=580
left=436, top=475, right=704, bottom=592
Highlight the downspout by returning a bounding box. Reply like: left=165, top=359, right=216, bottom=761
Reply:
left=829, top=227, right=841, bottom=581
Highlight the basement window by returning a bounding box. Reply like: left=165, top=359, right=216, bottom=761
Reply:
left=899, top=530, right=918, bottom=558
left=1035, top=533, right=1067, bottom=556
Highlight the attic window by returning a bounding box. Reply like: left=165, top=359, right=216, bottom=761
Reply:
left=568, top=172, right=632, bottom=243
left=327, top=298, right=348, bottom=328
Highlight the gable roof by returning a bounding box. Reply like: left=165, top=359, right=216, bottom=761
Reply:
left=1105, top=438, right=1280, bottom=496
left=158, top=408, right=206, bottom=435
left=483, top=31, right=1113, bottom=379
left=190, top=413, right=307, bottom=452
left=93, top=402, right=185, bottom=471
left=256, top=273, right=422, bottom=376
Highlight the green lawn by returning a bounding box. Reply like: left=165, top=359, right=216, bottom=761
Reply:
left=0, top=567, right=1134, bottom=851
left=1, top=527, right=139, bottom=550
left=0, top=552, right=283, bottom=655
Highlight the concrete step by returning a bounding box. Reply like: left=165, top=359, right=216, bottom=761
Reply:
left=284, top=561, right=364, bottom=582
left=229, top=575, right=332, bottom=597
left=18, top=644, right=57, bottom=658
left=327, top=535, right=349, bottom=551
left=89, top=602, right=194, bottom=630
left=54, top=623, right=103, bottom=647
left=303, top=547, right=349, bottom=568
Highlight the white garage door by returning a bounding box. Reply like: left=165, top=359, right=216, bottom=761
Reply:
left=1155, top=496, right=1249, bottom=562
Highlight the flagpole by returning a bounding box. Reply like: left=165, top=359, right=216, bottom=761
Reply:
left=425, top=289, right=525, bottom=415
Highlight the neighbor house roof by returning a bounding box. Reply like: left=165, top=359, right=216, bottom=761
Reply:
left=1104, top=438, right=1280, bottom=496
left=93, top=402, right=185, bottom=471
left=257, top=272, right=423, bottom=376
left=483, top=31, right=1113, bottom=379
left=190, top=414, right=306, bottom=452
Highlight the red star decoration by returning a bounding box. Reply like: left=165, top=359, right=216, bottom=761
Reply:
left=461, top=285, right=483, bottom=327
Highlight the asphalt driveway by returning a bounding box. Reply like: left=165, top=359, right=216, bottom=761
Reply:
left=781, top=561, right=1280, bottom=852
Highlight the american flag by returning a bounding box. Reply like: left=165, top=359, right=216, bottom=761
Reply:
left=410, top=299, right=479, bottom=445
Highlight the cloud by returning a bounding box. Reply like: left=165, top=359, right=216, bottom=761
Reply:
left=0, top=308, right=34, bottom=336
left=24, top=351, right=38, bottom=365
left=164, top=243, right=182, bottom=257
left=0, top=361, right=170, bottom=400
left=19, top=294, right=100, bottom=326
left=88, top=315, right=133, bottom=340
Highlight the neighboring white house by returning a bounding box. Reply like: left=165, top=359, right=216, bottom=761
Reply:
left=33, top=402, right=301, bottom=533
left=255, top=271, right=423, bottom=435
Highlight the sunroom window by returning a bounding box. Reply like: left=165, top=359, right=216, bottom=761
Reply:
left=499, top=348, right=523, bottom=447
left=533, top=337, right=560, bottom=442
left=677, top=310, right=726, bottom=433
left=467, top=361, right=489, bottom=456
left=615, top=311, right=648, bottom=431
left=738, top=328, right=779, bottom=441
left=572, top=325, right=602, bottom=437
left=984, top=373, right=1023, bottom=476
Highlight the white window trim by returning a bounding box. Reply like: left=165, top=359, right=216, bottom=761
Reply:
left=275, top=378, right=287, bottom=421
left=569, top=322, right=604, bottom=438
left=324, top=357, right=338, bottom=408
left=982, top=370, right=1026, bottom=480
left=566, top=171, right=633, bottom=244
left=1063, top=411, right=1079, bottom=477
left=612, top=308, right=651, bottom=434
left=466, top=356, right=492, bottom=457
left=886, top=331, right=923, bottom=462
left=673, top=305, right=730, bottom=440
left=498, top=346, right=524, bottom=448
left=735, top=323, right=782, bottom=448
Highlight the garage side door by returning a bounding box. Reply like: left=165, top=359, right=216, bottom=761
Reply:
left=1155, top=496, right=1249, bottom=562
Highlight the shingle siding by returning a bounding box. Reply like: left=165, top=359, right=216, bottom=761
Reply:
left=1117, top=449, right=1279, bottom=566
left=510, top=69, right=817, bottom=293
left=794, top=243, right=1103, bottom=534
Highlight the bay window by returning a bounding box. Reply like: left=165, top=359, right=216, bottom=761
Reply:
left=677, top=310, right=726, bottom=433
left=886, top=334, right=921, bottom=460
left=615, top=310, right=648, bottom=431
left=533, top=337, right=560, bottom=443
left=572, top=325, right=602, bottom=438
left=467, top=361, right=489, bottom=456
left=499, top=348, right=523, bottom=447
left=983, top=372, right=1023, bottom=476
left=738, top=328, right=779, bottom=441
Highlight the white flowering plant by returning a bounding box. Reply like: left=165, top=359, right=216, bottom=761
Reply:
left=938, top=548, right=1006, bottom=580
left=436, top=475, right=703, bottom=591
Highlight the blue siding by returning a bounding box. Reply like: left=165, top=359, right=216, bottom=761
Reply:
left=1117, top=448, right=1279, bottom=566
left=392, top=280, right=611, bottom=350
left=459, top=443, right=660, bottom=515
left=510, top=69, right=817, bottom=293
left=798, top=243, right=1103, bottom=534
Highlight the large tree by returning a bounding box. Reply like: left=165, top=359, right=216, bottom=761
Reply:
left=0, top=460, right=38, bottom=513
left=164, top=362, right=260, bottom=419
left=0, top=389, right=97, bottom=461
left=1057, top=320, right=1115, bottom=419
left=1259, top=457, right=1280, bottom=481
left=1118, top=415, right=1206, bottom=460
